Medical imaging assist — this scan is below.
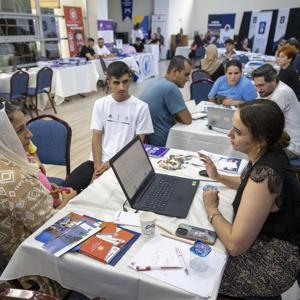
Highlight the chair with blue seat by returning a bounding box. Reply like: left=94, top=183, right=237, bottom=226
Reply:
left=190, top=79, right=214, bottom=104
left=27, top=67, right=57, bottom=116
left=27, top=115, right=72, bottom=186
left=238, top=54, right=250, bottom=64
left=191, top=70, right=211, bottom=82
left=0, top=70, right=31, bottom=116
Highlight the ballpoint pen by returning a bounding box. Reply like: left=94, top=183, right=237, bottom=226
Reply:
left=175, top=247, right=189, bottom=275
left=136, top=266, right=182, bottom=271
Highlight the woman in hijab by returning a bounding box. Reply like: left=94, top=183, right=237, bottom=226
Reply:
left=200, top=44, right=224, bottom=81
left=0, top=101, right=73, bottom=297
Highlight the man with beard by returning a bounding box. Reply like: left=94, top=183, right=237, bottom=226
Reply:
left=252, top=64, right=300, bottom=159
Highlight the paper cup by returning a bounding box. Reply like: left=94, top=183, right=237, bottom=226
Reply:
left=140, top=212, right=156, bottom=238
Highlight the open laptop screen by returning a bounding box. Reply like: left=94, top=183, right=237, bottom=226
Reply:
left=110, top=138, right=153, bottom=200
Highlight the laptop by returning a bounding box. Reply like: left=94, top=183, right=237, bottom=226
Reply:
left=109, top=136, right=199, bottom=218
left=185, top=100, right=207, bottom=120
left=207, top=105, right=236, bottom=130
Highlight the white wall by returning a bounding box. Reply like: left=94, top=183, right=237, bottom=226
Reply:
left=190, top=0, right=300, bottom=38
left=107, top=0, right=154, bottom=34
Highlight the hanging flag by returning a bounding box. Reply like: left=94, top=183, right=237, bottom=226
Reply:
left=121, top=0, right=133, bottom=20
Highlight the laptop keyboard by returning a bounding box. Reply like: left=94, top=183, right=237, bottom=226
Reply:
left=142, top=175, right=180, bottom=211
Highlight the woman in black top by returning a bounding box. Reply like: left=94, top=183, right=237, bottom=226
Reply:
left=276, top=45, right=300, bottom=101
left=199, top=99, right=300, bottom=299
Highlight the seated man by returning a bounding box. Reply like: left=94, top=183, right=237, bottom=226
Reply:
left=94, top=37, right=112, bottom=57
left=252, top=64, right=300, bottom=159
left=132, top=37, right=144, bottom=53
left=220, top=39, right=238, bottom=64
left=63, top=61, right=153, bottom=192
left=78, top=37, right=96, bottom=60
left=139, top=55, right=192, bottom=146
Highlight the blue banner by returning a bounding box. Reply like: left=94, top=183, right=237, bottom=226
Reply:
left=121, top=0, right=133, bottom=21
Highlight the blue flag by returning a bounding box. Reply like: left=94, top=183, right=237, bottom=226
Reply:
left=121, top=0, right=133, bottom=20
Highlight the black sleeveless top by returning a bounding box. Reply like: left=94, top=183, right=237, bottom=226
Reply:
left=233, top=149, right=300, bottom=247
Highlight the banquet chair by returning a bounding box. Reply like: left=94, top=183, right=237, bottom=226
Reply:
left=27, top=67, right=57, bottom=116
left=27, top=115, right=72, bottom=186
left=290, top=157, right=300, bottom=181
left=238, top=54, right=249, bottom=64
left=191, top=70, right=211, bottom=82
left=190, top=79, right=214, bottom=104
left=98, top=57, right=109, bottom=93
left=0, top=70, right=31, bottom=116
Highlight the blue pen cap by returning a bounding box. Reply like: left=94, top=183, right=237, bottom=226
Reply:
left=190, top=240, right=212, bottom=257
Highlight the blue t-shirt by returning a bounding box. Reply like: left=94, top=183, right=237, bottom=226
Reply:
left=208, top=75, right=257, bottom=101
left=139, top=78, right=186, bottom=146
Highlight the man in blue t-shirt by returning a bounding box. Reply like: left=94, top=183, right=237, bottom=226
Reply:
left=140, top=55, right=192, bottom=146
left=208, top=60, right=257, bottom=106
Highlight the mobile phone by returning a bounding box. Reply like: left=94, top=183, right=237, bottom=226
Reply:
left=175, top=223, right=217, bottom=245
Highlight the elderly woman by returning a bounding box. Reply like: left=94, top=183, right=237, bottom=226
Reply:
left=0, top=102, right=75, bottom=297
left=208, top=60, right=257, bottom=106
left=199, top=44, right=224, bottom=81
left=276, top=44, right=300, bottom=101
left=199, top=99, right=300, bottom=299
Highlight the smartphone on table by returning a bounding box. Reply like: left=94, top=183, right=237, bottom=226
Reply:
left=175, top=223, right=217, bottom=245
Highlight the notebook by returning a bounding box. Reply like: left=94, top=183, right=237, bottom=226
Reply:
left=207, top=105, right=236, bottom=130
left=109, top=137, right=199, bottom=218
left=185, top=100, right=207, bottom=120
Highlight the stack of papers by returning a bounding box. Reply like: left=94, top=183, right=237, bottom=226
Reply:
left=129, top=235, right=227, bottom=298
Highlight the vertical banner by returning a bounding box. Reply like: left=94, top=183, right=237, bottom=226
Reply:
left=208, top=14, right=235, bottom=45
left=97, top=20, right=114, bottom=46
left=219, top=14, right=236, bottom=44
left=252, top=11, right=273, bottom=54
left=133, top=16, right=149, bottom=40
left=273, top=8, right=289, bottom=52
left=248, top=11, right=259, bottom=49
left=64, top=6, right=85, bottom=57
left=121, top=0, right=133, bottom=21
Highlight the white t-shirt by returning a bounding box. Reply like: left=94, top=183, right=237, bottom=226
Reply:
left=268, top=81, right=300, bottom=154
left=131, top=29, right=144, bottom=43
left=89, top=95, right=154, bottom=162
left=94, top=45, right=111, bottom=56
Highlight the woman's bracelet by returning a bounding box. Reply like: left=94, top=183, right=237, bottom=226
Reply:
left=208, top=212, right=222, bottom=224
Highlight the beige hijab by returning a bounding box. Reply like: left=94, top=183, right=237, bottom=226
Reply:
left=201, top=44, right=222, bottom=75
left=0, top=103, right=38, bottom=176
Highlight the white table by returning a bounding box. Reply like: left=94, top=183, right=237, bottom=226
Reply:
left=166, top=119, right=246, bottom=159
left=104, top=53, right=159, bottom=83
left=0, top=148, right=235, bottom=300
left=175, top=46, right=190, bottom=58
left=144, top=44, right=160, bottom=62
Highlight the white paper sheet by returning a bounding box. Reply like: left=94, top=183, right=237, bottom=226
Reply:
left=114, top=211, right=141, bottom=227
left=129, top=235, right=227, bottom=298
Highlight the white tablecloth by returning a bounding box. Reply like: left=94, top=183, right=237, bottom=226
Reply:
left=0, top=148, right=236, bottom=300
left=175, top=46, right=190, bottom=58
left=144, top=44, right=160, bottom=62
left=166, top=119, right=246, bottom=159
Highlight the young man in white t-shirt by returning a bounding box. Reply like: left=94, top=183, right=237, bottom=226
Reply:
left=64, top=61, right=153, bottom=192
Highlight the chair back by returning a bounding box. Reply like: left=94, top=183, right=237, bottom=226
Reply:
left=27, top=115, right=72, bottom=176
left=10, top=70, right=29, bottom=100
left=238, top=54, right=249, bottom=64
left=194, top=46, right=205, bottom=58
left=36, top=67, right=53, bottom=94
left=191, top=70, right=211, bottom=82
left=99, top=57, right=107, bottom=74
left=190, top=79, right=214, bottom=104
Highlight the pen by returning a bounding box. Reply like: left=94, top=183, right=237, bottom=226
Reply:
left=136, top=266, right=182, bottom=271
left=175, top=247, right=189, bottom=275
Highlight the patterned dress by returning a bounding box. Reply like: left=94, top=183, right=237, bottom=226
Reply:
left=0, top=159, right=65, bottom=297
left=219, top=150, right=300, bottom=297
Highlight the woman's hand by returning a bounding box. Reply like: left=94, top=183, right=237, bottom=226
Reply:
left=203, top=187, right=219, bottom=214
left=198, top=152, right=219, bottom=180
left=91, top=162, right=110, bottom=182
left=61, top=188, right=77, bottom=202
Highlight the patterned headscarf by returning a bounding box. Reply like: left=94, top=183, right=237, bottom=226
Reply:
left=0, top=102, right=38, bottom=176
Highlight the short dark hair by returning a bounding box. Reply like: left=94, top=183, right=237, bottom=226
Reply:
left=225, top=59, right=242, bottom=72
left=87, top=37, right=94, bottom=42
left=287, top=37, right=300, bottom=50
left=166, top=55, right=191, bottom=74
left=239, top=99, right=288, bottom=150
left=98, top=37, right=104, bottom=41
left=225, top=39, right=234, bottom=45
left=106, top=61, right=131, bottom=80
left=252, top=64, right=277, bottom=82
